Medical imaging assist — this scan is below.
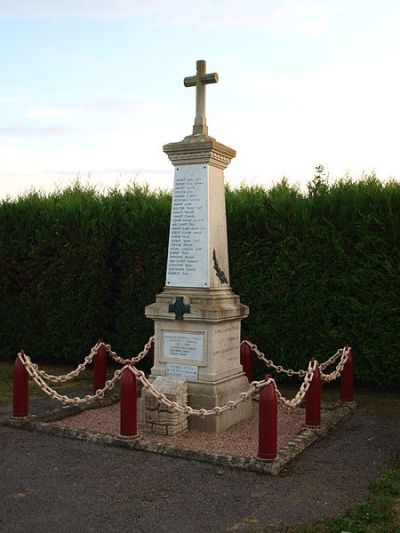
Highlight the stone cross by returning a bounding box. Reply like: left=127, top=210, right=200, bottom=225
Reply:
left=184, top=59, right=218, bottom=136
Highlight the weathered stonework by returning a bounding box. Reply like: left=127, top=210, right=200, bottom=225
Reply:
left=163, top=134, right=236, bottom=170
left=144, top=376, right=188, bottom=436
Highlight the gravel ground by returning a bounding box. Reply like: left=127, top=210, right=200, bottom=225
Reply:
left=52, top=401, right=305, bottom=456
left=1, top=396, right=399, bottom=532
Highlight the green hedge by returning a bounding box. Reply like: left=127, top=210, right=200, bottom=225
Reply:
left=1, top=174, right=399, bottom=389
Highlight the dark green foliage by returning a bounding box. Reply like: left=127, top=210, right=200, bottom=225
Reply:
left=227, top=174, right=400, bottom=388
left=106, top=186, right=171, bottom=368
left=0, top=184, right=114, bottom=362
left=0, top=175, right=399, bottom=388
left=0, top=183, right=170, bottom=366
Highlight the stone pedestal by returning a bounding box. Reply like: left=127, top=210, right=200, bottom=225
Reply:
left=145, top=132, right=251, bottom=433
left=146, top=286, right=250, bottom=432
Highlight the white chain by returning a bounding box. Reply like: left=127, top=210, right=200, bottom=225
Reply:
left=319, top=348, right=345, bottom=371
left=128, top=365, right=274, bottom=417
left=106, top=336, right=154, bottom=366
left=19, top=351, right=273, bottom=414
left=33, top=337, right=154, bottom=383
left=19, top=353, right=122, bottom=406
left=242, top=340, right=307, bottom=377
left=17, top=341, right=351, bottom=415
left=275, top=359, right=318, bottom=408
left=242, top=340, right=351, bottom=382
left=320, top=347, right=350, bottom=382
left=34, top=342, right=102, bottom=383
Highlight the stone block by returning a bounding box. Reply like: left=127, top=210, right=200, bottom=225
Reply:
left=167, top=420, right=188, bottom=435
left=144, top=376, right=188, bottom=435
left=158, top=396, right=187, bottom=412
left=145, top=409, right=159, bottom=423
left=153, top=376, right=186, bottom=395
left=137, top=397, right=145, bottom=424
left=151, top=424, right=168, bottom=435
left=144, top=392, right=159, bottom=410
left=188, top=373, right=252, bottom=433
left=158, top=411, right=186, bottom=425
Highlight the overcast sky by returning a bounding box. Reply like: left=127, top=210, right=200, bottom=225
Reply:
left=1, top=0, right=399, bottom=199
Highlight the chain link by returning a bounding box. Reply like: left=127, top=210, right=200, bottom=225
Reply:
left=34, top=342, right=102, bottom=383
left=275, top=359, right=318, bottom=408
left=319, top=348, right=345, bottom=371
left=320, top=347, right=350, bottom=382
left=33, top=337, right=154, bottom=383
left=17, top=340, right=351, bottom=416
left=19, top=351, right=273, bottom=415
left=128, top=365, right=273, bottom=417
left=106, top=336, right=154, bottom=366
left=20, top=353, right=122, bottom=406
left=242, top=340, right=307, bottom=377
left=242, top=340, right=350, bottom=381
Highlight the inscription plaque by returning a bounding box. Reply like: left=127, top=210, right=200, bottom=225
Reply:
left=166, top=363, right=198, bottom=380
left=213, top=322, right=240, bottom=367
left=163, top=331, right=204, bottom=362
left=166, top=163, right=209, bottom=288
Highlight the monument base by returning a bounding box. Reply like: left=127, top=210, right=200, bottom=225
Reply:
left=145, top=287, right=251, bottom=433
left=187, top=372, right=252, bottom=433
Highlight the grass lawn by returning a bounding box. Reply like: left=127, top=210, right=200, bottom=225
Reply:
left=290, top=384, right=400, bottom=532
left=293, top=462, right=400, bottom=532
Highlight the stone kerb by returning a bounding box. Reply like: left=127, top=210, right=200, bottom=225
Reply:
left=5, top=400, right=357, bottom=477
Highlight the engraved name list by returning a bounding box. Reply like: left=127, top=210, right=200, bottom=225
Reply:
left=166, top=164, right=209, bottom=287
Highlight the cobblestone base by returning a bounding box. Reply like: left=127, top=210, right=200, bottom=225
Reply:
left=4, top=400, right=356, bottom=476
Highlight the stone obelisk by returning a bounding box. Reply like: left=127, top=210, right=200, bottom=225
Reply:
left=145, top=59, right=251, bottom=433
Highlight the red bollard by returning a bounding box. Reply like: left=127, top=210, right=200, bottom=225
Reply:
left=13, top=352, right=29, bottom=418
left=240, top=341, right=253, bottom=383
left=93, top=342, right=107, bottom=394
left=258, top=376, right=278, bottom=460
left=341, top=348, right=354, bottom=402
left=306, top=359, right=321, bottom=426
left=120, top=367, right=137, bottom=437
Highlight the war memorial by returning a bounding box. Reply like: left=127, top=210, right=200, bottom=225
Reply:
left=145, top=59, right=251, bottom=433
left=8, top=60, right=355, bottom=475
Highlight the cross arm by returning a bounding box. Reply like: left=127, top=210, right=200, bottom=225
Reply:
left=184, top=72, right=219, bottom=87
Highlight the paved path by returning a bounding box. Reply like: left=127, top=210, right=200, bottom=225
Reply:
left=0, top=400, right=399, bottom=533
